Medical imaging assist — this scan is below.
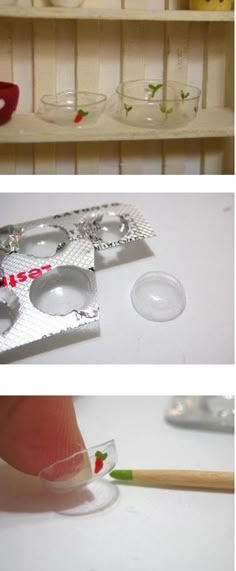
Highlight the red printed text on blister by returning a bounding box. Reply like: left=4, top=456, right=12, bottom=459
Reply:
left=0, top=265, right=52, bottom=288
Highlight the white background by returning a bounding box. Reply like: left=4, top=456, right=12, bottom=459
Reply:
left=0, top=396, right=234, bottom=571
left=0, top=192, right=234, bottom=364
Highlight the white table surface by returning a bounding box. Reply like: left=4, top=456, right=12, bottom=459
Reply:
left=0, top=192, right=234, bottom=364
left=0, top=396, right=234, bottom=571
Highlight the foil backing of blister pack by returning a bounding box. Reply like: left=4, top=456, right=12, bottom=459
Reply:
left=0, top=202, right=155, bottom=257
left=0, top=202, right=155, bottom=356
left=0, top=240, right=98, bottom=355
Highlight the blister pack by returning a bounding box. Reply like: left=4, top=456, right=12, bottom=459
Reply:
left=0, top=202, right=155, bottom=257
left=0, top=202, right=155, bottom=357
left=0, top=240, right=98, bottom=355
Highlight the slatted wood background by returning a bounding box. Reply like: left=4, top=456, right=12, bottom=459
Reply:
left=0, top=0, right=234, bottom=174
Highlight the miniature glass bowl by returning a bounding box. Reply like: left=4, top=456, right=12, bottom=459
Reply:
left=37, top=90, right=107, bottom=127
left=40, top=440, right=117, bottom=493
left=107, top=79, right=201, bottom=129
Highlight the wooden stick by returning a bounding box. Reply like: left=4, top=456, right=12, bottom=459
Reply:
left=110, top=470, right=234, bottom=492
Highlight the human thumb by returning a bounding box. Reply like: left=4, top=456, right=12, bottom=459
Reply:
left=0, top=396, right=85, bottom=476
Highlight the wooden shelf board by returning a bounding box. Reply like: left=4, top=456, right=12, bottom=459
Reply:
left=0, top=7, right=234, bottom=21
left=0, top=109, right=233, bottom=144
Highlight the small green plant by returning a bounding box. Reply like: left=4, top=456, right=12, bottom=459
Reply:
left=148, top=83, right=163, bottom=98
left=160, top=103, right=173, bottom=117
left=124, top=103, right=133, bottom=117
left=194, top=106, right=198, bottom=113
left=180, top=90, right=190, bottom=101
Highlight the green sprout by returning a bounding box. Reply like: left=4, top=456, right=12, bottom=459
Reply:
left=124, top=103, right=133, bottom=117
left=160, top=103, right=173, bottom=117
left=148, top=83, right=163, bottom=98
left=180, top=90, right=190, bottom=101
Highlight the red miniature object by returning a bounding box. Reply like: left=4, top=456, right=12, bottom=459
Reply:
left=0, top=82, right=20, bottom=126
left=94, top=457, right=104, bottom=474
left=94, top=450, right=108, bottom=474
left=74, top=108, right=89, bottom=123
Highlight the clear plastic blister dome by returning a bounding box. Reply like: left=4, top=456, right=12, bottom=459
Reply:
left=80, top=211, right=130, bottom=244
left=18, top=225, right=70, bottom=258
left=131, top=271, right=186, bottom=322
left=39, top=440, right=118, bottom=516
left=0, top=289, right=20, bottom=335
left=40, top=440, right=117, bottom=492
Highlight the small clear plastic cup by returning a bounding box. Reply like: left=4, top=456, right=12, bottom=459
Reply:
left=40, top=439, right=117, bottom=493
left=39, top=440, right=118, bottom=516
left=131, top=271, right=186, bottom=322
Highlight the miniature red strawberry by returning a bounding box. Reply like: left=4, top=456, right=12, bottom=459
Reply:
left=94, top=450, right=108, bottom=474
left=74, top=108, right=89, bottom=123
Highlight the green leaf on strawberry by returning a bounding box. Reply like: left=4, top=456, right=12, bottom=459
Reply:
left=74, top=109, right=89, bottom=123
left=95, top=450, right=108, bottom=461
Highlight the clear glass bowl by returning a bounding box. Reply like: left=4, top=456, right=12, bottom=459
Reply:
left=37, top=90, right=107, bottom=127
left=40, top=439, right=117, bottom=493
left=107, top=79, right=201, bottom=129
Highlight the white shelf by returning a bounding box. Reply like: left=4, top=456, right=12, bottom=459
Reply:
left=0, top=7, right=234, bottom=21
left=0, top=109, right=233, bottom=144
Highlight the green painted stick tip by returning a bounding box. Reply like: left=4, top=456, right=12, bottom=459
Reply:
left=110, top=470, right=133, bottom=481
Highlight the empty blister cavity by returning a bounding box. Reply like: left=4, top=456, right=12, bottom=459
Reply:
left=0, top=289, right=20, bottom=335
left=0, top=203, right=155, bottom=255
left=40, top=440, right=117, bottom=493
left=131, top=271, right=186, bottom=322
left=18, top=225, right=69, bottom=258
left=75, top=203, right=154, bottom=249
left=0, top=226, right=21, bottom=253
left=88, top=213, right=129, bottom=243
left=29, top=266, right=95, bottom=317
left=0, top=240, right=98, bottom=355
